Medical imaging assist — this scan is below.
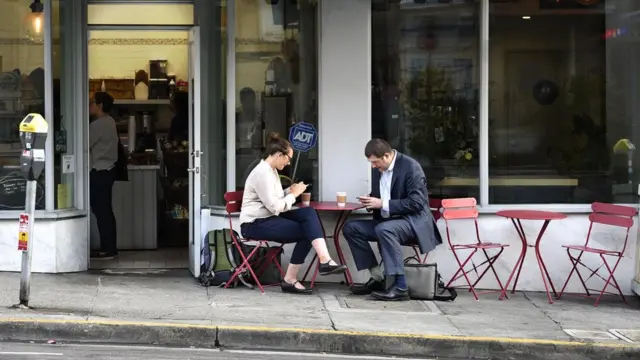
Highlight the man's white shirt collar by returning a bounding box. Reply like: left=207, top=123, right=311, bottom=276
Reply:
left=386, top=150, right=397, bottom=173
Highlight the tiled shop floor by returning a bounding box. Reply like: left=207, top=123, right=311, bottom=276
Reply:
left=90, top=248, right=188, bottom=270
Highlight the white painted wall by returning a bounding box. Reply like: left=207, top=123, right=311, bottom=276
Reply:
left=318, top=0, right=372, bottom=201
left=207, top=212, right=639, bottom=295
left=0, top=217, right=88, bottom=273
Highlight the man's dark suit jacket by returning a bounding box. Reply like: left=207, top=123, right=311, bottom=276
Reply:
left=370, top=152, right=443, bottom=254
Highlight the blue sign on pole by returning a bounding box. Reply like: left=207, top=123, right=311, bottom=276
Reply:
left=288, top=122, right=317, bottom=153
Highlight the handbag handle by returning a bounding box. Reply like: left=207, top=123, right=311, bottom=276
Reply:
left=404, top=256, right=422, bottom=264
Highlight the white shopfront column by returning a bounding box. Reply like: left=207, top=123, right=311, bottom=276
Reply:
left=318, top=0, right=371, bottom=200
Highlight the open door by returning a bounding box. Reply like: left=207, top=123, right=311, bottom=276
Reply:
left=188, top=26, right=202, bottom=277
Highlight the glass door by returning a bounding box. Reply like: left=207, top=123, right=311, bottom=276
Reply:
left=188, top=26, right=202, bottom=277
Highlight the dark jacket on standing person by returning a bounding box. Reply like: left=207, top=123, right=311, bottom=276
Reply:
left=369, top=152, right=443, bottom=254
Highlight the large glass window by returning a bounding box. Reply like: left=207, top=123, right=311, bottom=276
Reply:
left=489, top=0, right=639, bottom=204
left=372, top=0, right=480, bottom=200
left=0, top=0, right=46, bottom=210
left=233, top=0, right=319, bottom=200
left=53, top=0, right=74, bottom=209
left=198, top=0, right=226, bottom=206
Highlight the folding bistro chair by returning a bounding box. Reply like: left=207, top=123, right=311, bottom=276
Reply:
left=442, top=197, right=509, bottom=300
left=405, top=198, right=443, bottom=264
left=557, top=202, right=637, bottom=306
left=223, top=191, right=285, bottom=294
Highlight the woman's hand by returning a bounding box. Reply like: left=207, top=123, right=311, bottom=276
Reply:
left=289, top=182, right=308, bottom=197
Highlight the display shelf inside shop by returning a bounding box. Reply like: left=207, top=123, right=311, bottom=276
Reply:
left=158, top=141, right=189, bottom=248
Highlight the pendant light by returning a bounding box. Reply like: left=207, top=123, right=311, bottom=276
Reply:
left=25, top=0, right=44, bottom=42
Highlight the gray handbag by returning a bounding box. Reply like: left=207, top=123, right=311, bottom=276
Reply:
left=403, top=258, right=457, bottom=301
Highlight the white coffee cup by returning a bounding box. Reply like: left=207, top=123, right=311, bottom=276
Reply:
left=336, top=192, right=347, bottom=207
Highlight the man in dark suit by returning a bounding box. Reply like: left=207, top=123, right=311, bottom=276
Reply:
left=343, top=139, right=443, bottom=301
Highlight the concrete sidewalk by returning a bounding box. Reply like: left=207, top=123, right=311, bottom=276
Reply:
left=0, top=270, right=638, bottom=359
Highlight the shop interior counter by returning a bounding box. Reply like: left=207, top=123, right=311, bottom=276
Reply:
left=91, top=164, right=160, bottom=251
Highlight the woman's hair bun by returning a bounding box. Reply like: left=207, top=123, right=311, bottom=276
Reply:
left=268, top=132, right=281, bottom=143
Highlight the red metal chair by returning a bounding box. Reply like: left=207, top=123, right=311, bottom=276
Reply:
left=557, top=202, right=637, bottom=306
left=442, top=197, right=509, bottom=300
left=405, top=198, right=443, bottom=264
left=223, top=191, right=285, bottom=294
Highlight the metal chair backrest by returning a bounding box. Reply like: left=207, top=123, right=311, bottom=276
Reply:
left=442, top=197, right=479, bottom=220
left=585, top=202, right=637, bottom=252
left=429, top=198, right=443, bottom=221
left=441, top=197, right=481, bottom=246
left=224, top=191, right=243, bottom=215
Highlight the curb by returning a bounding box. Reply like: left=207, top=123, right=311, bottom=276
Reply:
left=0, top=318, right=639, bottom=360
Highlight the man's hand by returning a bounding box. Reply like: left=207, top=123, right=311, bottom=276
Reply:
left=360, top=196, right=383, bottom=210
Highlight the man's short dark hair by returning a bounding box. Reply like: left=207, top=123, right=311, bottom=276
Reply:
left=364, top=138, right=393, bottom=158
left=94, top=92, right=114, bottom=113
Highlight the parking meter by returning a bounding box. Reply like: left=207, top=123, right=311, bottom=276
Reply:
left=19, top=113, right=48, bottom=181
left=16, top=113, right=47, bottom=308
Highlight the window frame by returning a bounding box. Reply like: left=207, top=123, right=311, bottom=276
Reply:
left=368, top=0, right=629, bottom=213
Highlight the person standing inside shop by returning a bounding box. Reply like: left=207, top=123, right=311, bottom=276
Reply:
left=168, top=91, right=189, bottom=143
left=89, top=92, right=119, bottom=260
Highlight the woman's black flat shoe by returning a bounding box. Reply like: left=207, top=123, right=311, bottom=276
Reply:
left=319, top=262, right=347, bottom=276
left=281, top=281, right=313, bottom=295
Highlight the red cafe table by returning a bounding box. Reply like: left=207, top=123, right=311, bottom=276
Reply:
left=496, top=210, right=567, bottom=304
left=300, top=201, right=364, bottom=288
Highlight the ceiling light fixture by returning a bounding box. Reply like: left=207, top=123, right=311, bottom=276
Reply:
left=522, top=16, right=531, bottom=20
left=25, top=0, right=44, bottom=42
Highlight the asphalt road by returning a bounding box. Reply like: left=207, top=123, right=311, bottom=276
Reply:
left=0, top=342, right=446, bottom=360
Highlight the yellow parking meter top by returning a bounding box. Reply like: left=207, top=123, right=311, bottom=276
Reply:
left=19, top=113, right=48, bottom=134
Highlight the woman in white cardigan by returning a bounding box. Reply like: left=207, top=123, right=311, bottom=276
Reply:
left=240, top=133, right=347, bottom=294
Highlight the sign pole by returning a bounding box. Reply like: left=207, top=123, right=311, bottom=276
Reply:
left=291, top=152, right=302, bottom=182
left=19, top=180, right=37, bottom=306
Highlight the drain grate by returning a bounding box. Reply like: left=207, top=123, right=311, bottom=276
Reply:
left=610, top=329, right=640, bottom=343
left=340, top=295, right=431, bottom=312
left=564, top=329, right=619, bottom=341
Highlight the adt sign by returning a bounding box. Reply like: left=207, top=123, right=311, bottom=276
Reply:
left=288, top=122, right=317, bottom=153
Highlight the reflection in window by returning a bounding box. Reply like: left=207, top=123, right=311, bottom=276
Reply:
left=234, top=0, right=318, bottom=199
left=372, top=0, right=480, bottom=200
left=0, top=1, right=45, bottom=210
left=489, top=0, right=638, bottom=204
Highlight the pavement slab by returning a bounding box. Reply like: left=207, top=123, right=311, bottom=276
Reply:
left=0, top=270, right=638, bottom=359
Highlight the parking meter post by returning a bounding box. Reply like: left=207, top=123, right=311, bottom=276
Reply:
left=15, top=113, right=48, bottom=308
left=19, top=180, right=37, bottom=305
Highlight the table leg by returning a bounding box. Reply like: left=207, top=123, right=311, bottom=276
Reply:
left=534, top=220, right=557, bottom=304
left=500, top=218, right=527, bottom=300
left=333, top=210, right=354, bottom=286
left=510, top=219, right=528, bottom=293
left=301, top=253, right=318, bottom=284
left=301, top=209, right=327, bottom=288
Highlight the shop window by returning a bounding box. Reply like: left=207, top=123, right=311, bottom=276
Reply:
left=0, top=1, right=46, bottom=210
left=233, top=0, right=319, bottom=200
left=197, top=0, right=226, bottom=206
left=371, top=0, right=480, bottom=200
left=488, top=0, right=638, bottom=204
left=87, top=3, right=194, bottom=26
left=53, top=0, right=74, bottom=209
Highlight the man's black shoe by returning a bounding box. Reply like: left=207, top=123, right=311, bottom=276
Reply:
left=371, top=285, right=410, bottom=301
left=350, top=278, right=385, bottom=295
